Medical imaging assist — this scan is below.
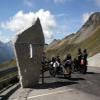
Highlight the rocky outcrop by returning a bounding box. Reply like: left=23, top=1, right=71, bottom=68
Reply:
left=74, top=12, right=100, bottom=43
left=14, top=18, right=45, bottom=88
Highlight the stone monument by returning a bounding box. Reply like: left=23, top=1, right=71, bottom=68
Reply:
left=14, top=18, right=45, bottom=88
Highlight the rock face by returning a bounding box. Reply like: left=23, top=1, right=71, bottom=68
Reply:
left=74, top=12, right=100, bottom=43
left=14, top=18, right=45, bottom=88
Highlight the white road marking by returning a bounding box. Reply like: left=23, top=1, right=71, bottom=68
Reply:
left=27, top=89, right=73, bottom=99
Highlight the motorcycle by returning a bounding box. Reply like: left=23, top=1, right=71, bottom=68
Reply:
left=49, top=59, right=72, bottom=78
left=49, top=61, right=63, bottom=77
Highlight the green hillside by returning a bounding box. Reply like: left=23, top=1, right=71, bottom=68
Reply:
left=78, top=27, right=100, bottom=56
left=0, top=59, right=16, bottom=70
left=46, top=27, right=100, bottom=59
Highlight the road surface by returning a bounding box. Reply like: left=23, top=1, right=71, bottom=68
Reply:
left=4, top=66, right=100, bottom=100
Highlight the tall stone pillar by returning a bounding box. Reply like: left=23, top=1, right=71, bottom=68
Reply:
left=14, top=18, right=45, bottom=88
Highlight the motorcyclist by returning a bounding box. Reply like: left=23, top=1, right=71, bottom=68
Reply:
left=49, top=57, right=60, bottom=76
left=51, top=57, right=56, bottom=63
left=56, top=56, right=61, bottom=64
left=63, top=53, right=72, bottom=78
left=73, top=58, right=78, bottom=71
left=82, top=49, right=88, bottom=66
left=56, top=56, right=61, bottom=73
left=77, top=48, right=83, bottom=70
left=64, top=53, right=72, bottom=68
left=50, top=57, right=56, bottom=66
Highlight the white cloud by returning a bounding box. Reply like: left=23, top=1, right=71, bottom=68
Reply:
left=1, top=9, right=57, bottom=43
left=82, top=12, right=93, bottom=23
left=0, top=31, right=9, bottom=42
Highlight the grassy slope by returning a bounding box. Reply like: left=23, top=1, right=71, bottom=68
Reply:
left=0, top=59, right=16, bottom=70
left=46, top=27, right=100, bottom=59
left=78, top=27, right=100, bottom=56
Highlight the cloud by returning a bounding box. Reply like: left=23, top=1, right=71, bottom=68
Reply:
left=0, top=31, right=9, bottom=42
left=82, top=12, right=93, bottom=23
left=1, top=9, right=57, bottom=43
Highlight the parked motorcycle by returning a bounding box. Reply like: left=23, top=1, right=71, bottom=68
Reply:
left=49, top=59, right=72, bottom=78
left=49, top=61, right=63, bottom=77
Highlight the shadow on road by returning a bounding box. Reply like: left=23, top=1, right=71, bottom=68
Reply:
left=34, top=81, right=78, bottom=89
left=58, top=76, right=85, bottom=81
left=86, top=72, right=96, bottom=74
left=68, top=78, right=85, bottom=81
left=40, top=76, right=51, bottom=78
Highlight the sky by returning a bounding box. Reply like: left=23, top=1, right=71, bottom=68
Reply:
left=0, top=0, right=100, bottom=43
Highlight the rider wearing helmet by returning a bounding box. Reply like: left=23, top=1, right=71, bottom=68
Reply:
left=64, top=53, right=72, bottom=68
left=77, top=48, right=82, bottom=69
left=78, top=48, right=82, bottom=62
left=56, top=56, right=61, bottom=73
left=83, top=49, right=88, bottom=65
left=73, top=58, right=78, bottom=71
left=56, top=56, right=61, bottom=64
left=51, top=57, right=56, bottom=63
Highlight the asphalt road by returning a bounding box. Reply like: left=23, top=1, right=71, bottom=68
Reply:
left=6, top=67, right=100, bottom=100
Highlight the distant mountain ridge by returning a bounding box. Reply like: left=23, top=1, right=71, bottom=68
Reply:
left=0, top=41, right=15, bottom=63
left=46, top=39, right=61, bottom=50
left=46, top=12, right=100, bottom=59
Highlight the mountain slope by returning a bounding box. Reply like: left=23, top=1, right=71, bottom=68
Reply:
left=74, top=12, right=100, bottom=43
left=46, top=39, right=61, bottom=50
left=46, top=12, right=100, bottom=59
left=0, top=41, right=15, bottom=63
